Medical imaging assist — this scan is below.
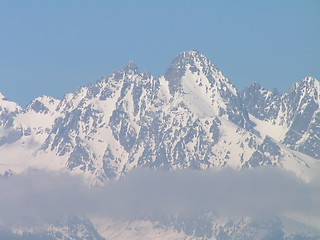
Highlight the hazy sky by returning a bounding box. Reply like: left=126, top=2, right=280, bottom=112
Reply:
left=0, top=0, right=319, bottom=106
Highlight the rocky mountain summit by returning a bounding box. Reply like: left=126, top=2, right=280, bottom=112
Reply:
left=1, top=50, right=320, bottom=239
left=1, top=50, right=319, bottom=183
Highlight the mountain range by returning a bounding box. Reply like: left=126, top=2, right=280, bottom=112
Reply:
left=1, top=50, right=320, bottom=239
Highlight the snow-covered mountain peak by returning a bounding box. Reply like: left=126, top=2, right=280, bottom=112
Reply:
left=1, top=53, right=320, bottom=239
left=175, top=50, right=209, bottom=64
left=165, top=50, right=235, bottom=97
left=0, top=92, right=6, bottom=100
left=107, top=61, right=141, bottom=85
left=0, top=92, right=22, bottom=115
left=121, top=60, right=139, bottom=75
left=243, top=82, right=281, bottom=99
left=290, top=77, right=320, bottom=93
left=299, top=77, right=320, bottom=99
left=1, top=52, right=319, bottom=181
left=301, top=76, right=319, bottom=85
left=166, top=50, right=214, bottom=75
left=284, top=77, right=320, bottom=107
left=26, top=95, right=60, bottom=114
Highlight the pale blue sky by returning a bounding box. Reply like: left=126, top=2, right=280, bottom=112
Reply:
left=1, top=0, right=319, bottom=106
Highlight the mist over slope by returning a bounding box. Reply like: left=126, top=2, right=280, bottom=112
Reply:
left=1, top=51, right=320, bottom=239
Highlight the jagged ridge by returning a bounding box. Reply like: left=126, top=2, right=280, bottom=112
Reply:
left=0, top=51, right=319, bottom=183
left=1, top=50, right=320, bottom=239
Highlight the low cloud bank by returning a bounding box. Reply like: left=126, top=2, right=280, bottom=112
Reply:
left=0, top=167, right=319, bottom=227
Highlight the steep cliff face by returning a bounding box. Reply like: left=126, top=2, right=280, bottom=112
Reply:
left=1, top=51, right=320, bottom=239
left=0, top=51, right=319, bottom=183
left=243, top=76, right=320, bottom=160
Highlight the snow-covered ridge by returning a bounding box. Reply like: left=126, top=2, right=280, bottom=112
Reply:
left=0, top=51, right=320, bottom=183
left=0, top=92, right=22, bottom=114
left=1, top=51, right=320, bottom=240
